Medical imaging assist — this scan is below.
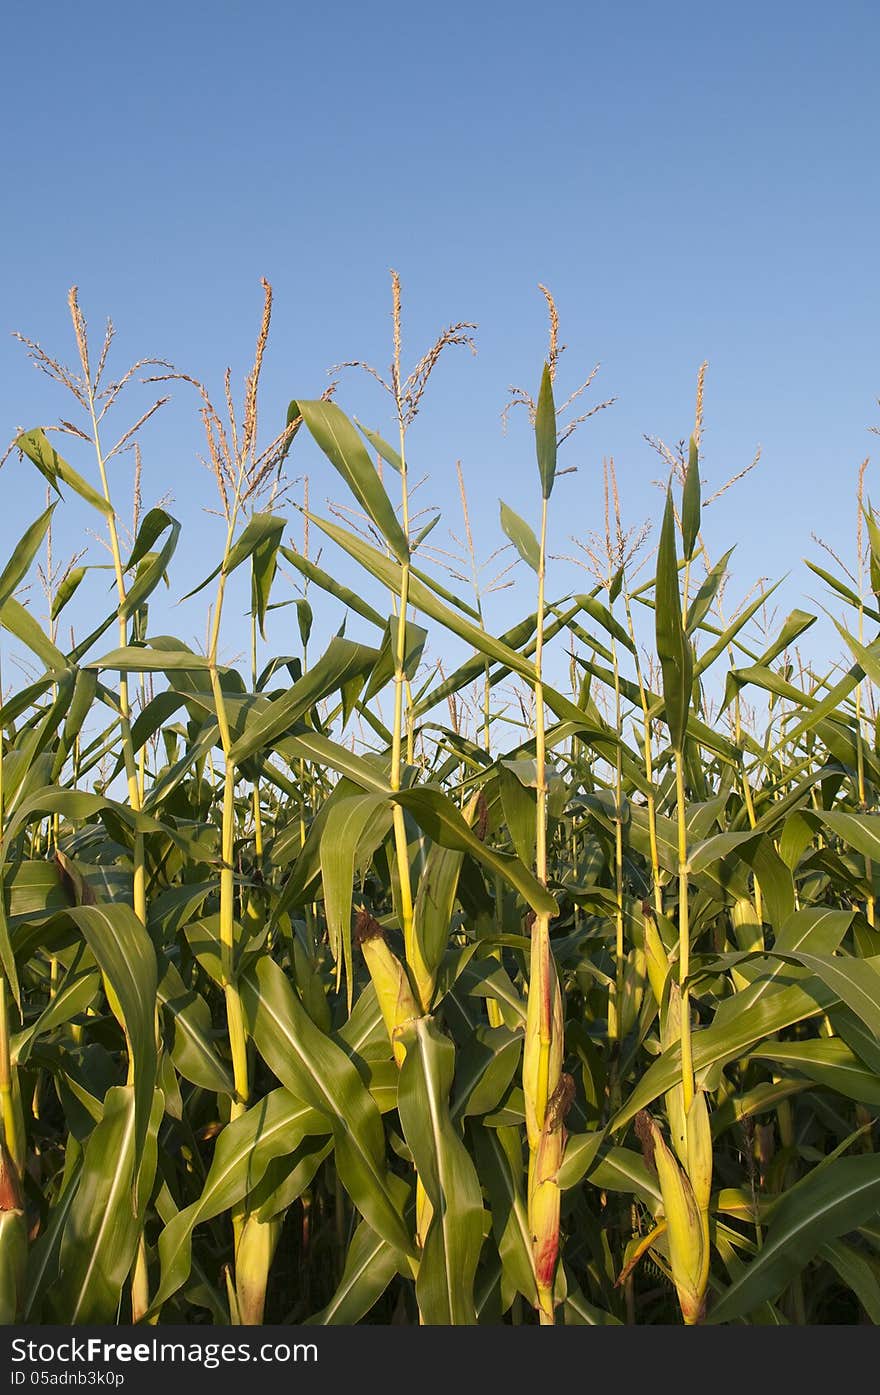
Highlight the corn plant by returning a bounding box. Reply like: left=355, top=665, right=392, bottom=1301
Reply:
left=1, top=279, right=880, bottom=1328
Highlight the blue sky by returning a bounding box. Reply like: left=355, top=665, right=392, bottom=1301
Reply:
left=2, top=0, right=879, bottom=700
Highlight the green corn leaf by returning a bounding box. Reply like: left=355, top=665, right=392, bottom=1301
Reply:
left=747, top=1038, right=880, bottom=1106
left=293, top=399, right=409, bottom=562
left=307, top=1220, right=402, bottom=1325
left=126, top=692, right=187, bottom=764
left=122, top=538, right=181, bottom=622
left=294, top=597, right=313, bottom=650
left=12, top=969, right=100, bottom=1066
left=1, top=597, right=68, bottom=674
left=768, top=653, right=869, bottom=756
left=412, top=841, right=466, bottom=987
left=535, top=363, right=557, bottom=500
left=278, top=544, right=385, bottom=628
left=410, top=607, right=544, bottom=720
left=498, top=762, right=536, bottom=868
left=819, top=1239, right=880, bottom=1324
left=688, top=586, right=782, bottom=680
left=681, top=435, right=701, bottom=561
left=50, top=566, right=88, bottom=621
left=472, top=1123, right=537, bottom=1307
left=815, top=809, right=880, bottom=867
left=157, top=962, right=235, bottom=1096
left=450, top=1025, right=522, bottom=1120
left=86, top=646, right=213, bottom=673
left=757, top=607, right=817, bottom=667
left=179, top=512, right=285, bottom=603
left=397, top=1016, right=485, bottom=1323
left=654, top=488, right=692, bottom=751
left=613, top=976, right=837, bottom=1131
left=23, top=1153, right=83, bottom=1320
left=277, top=731, right=391, bottom=794
left=561, top=1142, right=662, bottom=1210
left=121, top=510, right=181, bottom=620
left=354, top=420, right=402, bottom=474
left=575, top=593, right=636, bottom=653
left=320, top=792, right=392, bottom=1008
left=805, top=559, right=875, bottom=615
left=308, top=511, right=581, bottom=720
left=685, top=548, right=734, bottom=636
left=240, top=956, right=416, bottom=1259
left=393, top=785, right=557, bottom=918
left=49, top=1087, right=163, bottom=1323
left=781, top=951, right=880, bottom=1040
left=1, top=785, right=214, bottom=868
left=413, top=511, right=441, bottom=550
left=124, top=507, right=174, bottom=570
left=830, top=1005, right=880, bottom=1076
left=744, top=835, right=795, bottom=931
left=66, top=905, right=158, bottom=1181
left=363, top=618, right=427, bottom=703
left=563, top=1286, right=623, bottom=1326
left=16, top=429, right=113, bottom=517
left=499, top=500, right=540, bottom=572
left=0, top=504, right=56, bottom=612
left=151, top=1090, right=326, bottom=1312
left=57, top=669, right=99, bottom=771
left=556, top=1131, right=607, bottom=1190
left=252, top=1137, right=333, bottom=1222
left=863, top=505, right=880, bottom=588
left=712, top=907, right=852, bottom=1029
left=250, top=525, right=283, bottom=640
left=410, top=560, right=483, bottom=622
left=708, top=1154, right=880, bottom=1323
left=228, top=636, right=379, bottom=763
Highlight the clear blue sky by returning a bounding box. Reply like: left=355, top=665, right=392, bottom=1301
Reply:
left=2, top=0, right=879, bottom=694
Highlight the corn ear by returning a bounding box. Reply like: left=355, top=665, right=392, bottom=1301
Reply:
left=0, top=1140, right=26, bottom=1325
left=686, top=1089, right=713, bottom=1215
left=650, top=1116, right=707, bottom=1325
left=686, top=1088, right=713, bottom=1296
left=234, top=1211, right=281, bottom=1326
left=0, top=1211, right=26, bottom=1325
left=522, top=923, right=563, bottom=1151
left=662, top=982, right=688, bottom=1163
left=356, top=911, right=420, bottom=1067
left=529, top=1073, right=574, bottom=1322
left=0, top=1137, right=24, bottom=1324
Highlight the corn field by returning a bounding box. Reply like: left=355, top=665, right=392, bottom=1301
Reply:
left=2, top=279, right=880, bottom=1329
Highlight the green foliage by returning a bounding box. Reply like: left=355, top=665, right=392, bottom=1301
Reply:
left=2, top=289, right=879, bottom=1331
